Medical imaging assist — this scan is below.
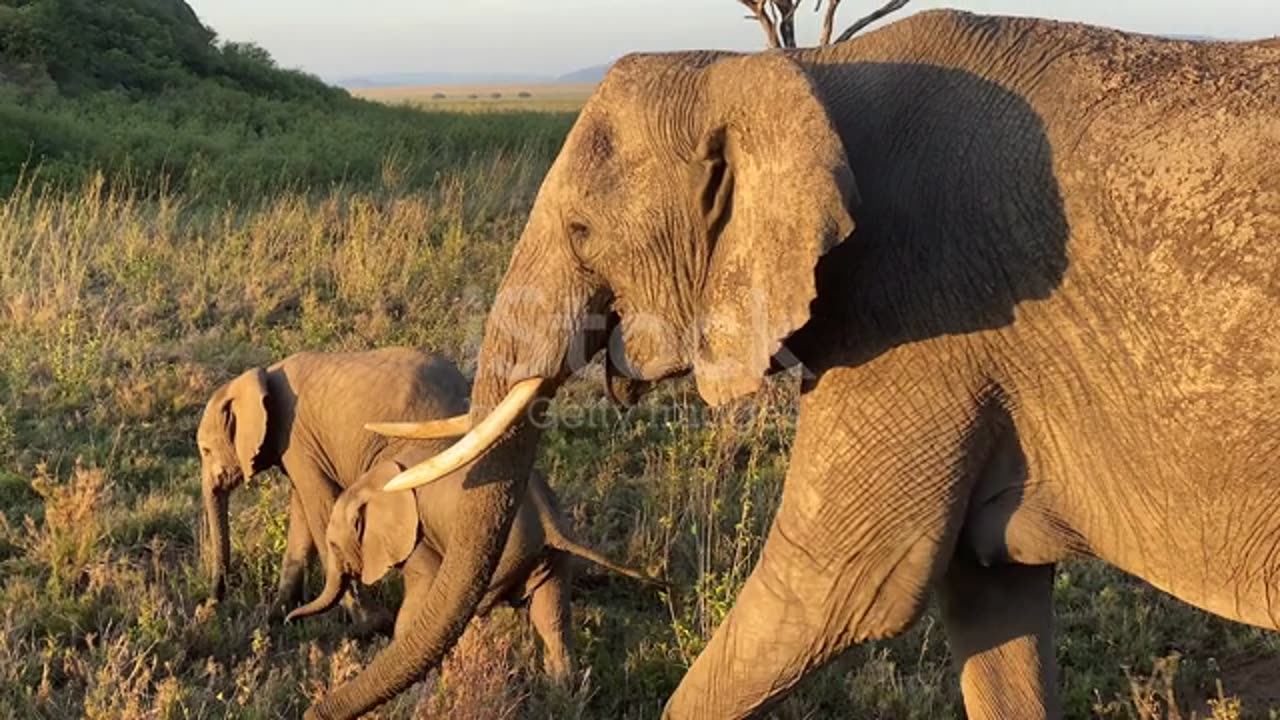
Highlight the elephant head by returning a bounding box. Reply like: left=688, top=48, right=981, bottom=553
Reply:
left=287, top=462, right=418, bottom=623
left=310, top=50, right=858, bottom=719
left=196, top=367, right=271, bottom=600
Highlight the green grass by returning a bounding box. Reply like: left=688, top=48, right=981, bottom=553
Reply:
left=0, top=0, right=579, bottom=200
left=1, top=121, right=1278, bottom=720
left=0, top=86, right=577, bottom=200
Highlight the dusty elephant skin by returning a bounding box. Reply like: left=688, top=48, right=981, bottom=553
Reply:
left=286, top=456, right=660, bottom=682
left=306, top=10, right=1280, bottom=720
left=195, top=347, right=467, bottom=620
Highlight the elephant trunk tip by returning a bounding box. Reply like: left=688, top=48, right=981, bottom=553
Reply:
left=288, top=563, right=348, bottom=623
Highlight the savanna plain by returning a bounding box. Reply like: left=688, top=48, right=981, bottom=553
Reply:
left=3, top=5, right=1280, bottom=719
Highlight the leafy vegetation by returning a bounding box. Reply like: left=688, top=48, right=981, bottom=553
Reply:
left=0, top=2, right=1277, bottom=719
left=0, top=0, right=574, bottom=198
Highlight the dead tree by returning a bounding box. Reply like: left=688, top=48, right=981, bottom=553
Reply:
left=738, top=0, right=910, bottom=48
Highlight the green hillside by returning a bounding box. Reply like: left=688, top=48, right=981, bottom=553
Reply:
left=0, top=0, right=573, bottom=197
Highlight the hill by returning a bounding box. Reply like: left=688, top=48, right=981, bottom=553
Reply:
left=0, top=0, right=338, bottom=99
left=0, top=0, right=575, bottom=197
left=557, top=63, right=611, bottom=84
left=338, top=71, right=554, bottom=89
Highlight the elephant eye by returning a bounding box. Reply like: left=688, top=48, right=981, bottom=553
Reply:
left=565, top=218, right=598, bottom=268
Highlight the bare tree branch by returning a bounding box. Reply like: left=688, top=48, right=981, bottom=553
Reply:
left=737, top=0, right=909, bottom=48
left=818, top=0, right=842, bottom=46
left=739, top=0, right=782, bottom=49
left=775, top=0, right=799, bottom=48
left=835, top=0, right=910, bottom=43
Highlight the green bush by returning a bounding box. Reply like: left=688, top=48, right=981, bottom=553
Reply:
left=0, top=0, right=576, bottom=198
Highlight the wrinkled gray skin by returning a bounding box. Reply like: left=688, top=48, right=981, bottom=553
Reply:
left=308, top=10, right=1280, bottom=720
left=196, top=348, right=467, bottom=620
left=287, top=457, right=658, bottom=682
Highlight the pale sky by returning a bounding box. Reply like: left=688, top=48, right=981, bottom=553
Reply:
left=186, top=0, right=1280, bottom=82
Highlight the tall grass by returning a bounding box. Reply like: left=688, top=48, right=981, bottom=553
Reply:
left=0, top=155, right=1277, bottom=718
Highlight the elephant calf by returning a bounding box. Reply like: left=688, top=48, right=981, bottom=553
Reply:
left=195, top=347, right=469, bottom=619
left=286, top=454, right=660, bottom=681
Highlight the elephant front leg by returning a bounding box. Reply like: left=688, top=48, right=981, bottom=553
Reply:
left=393, top=545, right=442, bottom=640
left=271, top=488, right=315, bottom=621
left=663, top=368, right=990, bottom=719
left=939, top=551, right=1060, bottom=720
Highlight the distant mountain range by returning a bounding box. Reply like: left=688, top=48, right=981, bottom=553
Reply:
left=556, top=64, right=611, bottom=84
left=337, top=63, right=612, bottom=89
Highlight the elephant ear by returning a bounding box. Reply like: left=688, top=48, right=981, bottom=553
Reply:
left=359, top=461, right=419, bottom=585
left=693, top=52, right=858, bottom=406
left=225, top=368, right=270, bottom=478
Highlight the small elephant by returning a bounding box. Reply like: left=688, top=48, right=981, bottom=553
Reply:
left=195, top=347, right=469, bottom=618
left=286, top=452, right=660, bottom=681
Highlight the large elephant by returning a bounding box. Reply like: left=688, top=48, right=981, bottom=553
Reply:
left=286, top=453, right=659, bottom=680
left=306, top=10, right=1280, bottom=720
left=195, top=347, right=468, bottom=617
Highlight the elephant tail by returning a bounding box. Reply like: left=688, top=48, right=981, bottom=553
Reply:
left=531, top=474, right=667, bottom=589
left=287, top=555, right=348, bottom=623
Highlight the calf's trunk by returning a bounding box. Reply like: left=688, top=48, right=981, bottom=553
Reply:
left=201, top=482, right=231, bottom=600
left=287, top=555, right=348, bottom=622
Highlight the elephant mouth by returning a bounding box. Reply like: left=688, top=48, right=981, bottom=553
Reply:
left=604, top=316, right=689, bottom=386
left=206, top=466, right=246, bottom=493
left=604, top=366, right=652, bottom=407
left=602, top=320, right=658, bottom=406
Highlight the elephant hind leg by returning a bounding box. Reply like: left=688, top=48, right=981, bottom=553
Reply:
left=528, top=552, right=575, bottom=684
left=939, top=551, right=1061, bottom=720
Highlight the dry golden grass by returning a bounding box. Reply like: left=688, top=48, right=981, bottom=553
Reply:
left=1, top=146, right=1278, bottom=718
left=354, top=82, right=597, bottom=113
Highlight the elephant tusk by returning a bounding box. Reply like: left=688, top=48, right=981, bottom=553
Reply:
left=365, top=415, right=472, bottom=440
left=382, top=377, right=544, bottom=492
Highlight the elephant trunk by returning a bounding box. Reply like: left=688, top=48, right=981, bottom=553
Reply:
left=287, top=554, right=347, bottom=623
left=201, top=480, right=231, bottom=600
left=306, top=228, right=590, bottom=720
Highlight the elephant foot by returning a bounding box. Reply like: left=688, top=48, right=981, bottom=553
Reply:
left=351, top=611, right=395, bottom=640
left=267, top=604, right=291, bottom=625
left=346, top=599, right=396, bottom=640
left=267, top=590, right=303, bottom=624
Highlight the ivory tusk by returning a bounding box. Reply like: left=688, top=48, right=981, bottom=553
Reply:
left=382, top=377, right=543, bottom=492
left=365, top=415, right=472, bottom=440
